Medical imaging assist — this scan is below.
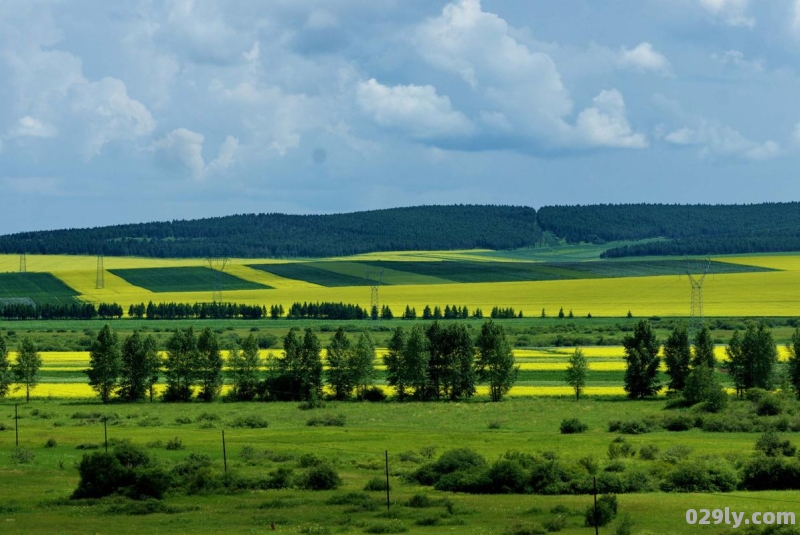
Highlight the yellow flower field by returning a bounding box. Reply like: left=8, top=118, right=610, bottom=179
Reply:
left=6, top=251, right=800, bottom=317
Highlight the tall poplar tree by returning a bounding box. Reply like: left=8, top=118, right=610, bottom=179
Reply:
left=693, top=326, right=716, bottom=369
left=664, top=324, right=691, bottom=392
left=565, top=348, right=588, bottom=400
left=13, top=337, right=42, bottom=403
left=197, top=328, right=223, bottom=401
left=475, top=320, right=518, bottom=402
left=326, top=327, right=354, bottom=399
left=229, top=334, right=261, bottom=401
left=623, top=320, right=661, bottom=399
left=86, top=324, right=121, bottom=404
left=163, top=327, right=198, bottom=402
left=351, top=332, right=376, bottom=399
left=143, top=335, right=161, bottom=402
left=384, top=327, right=408, bottom=400
left=119, top=331, right=148, bottom=402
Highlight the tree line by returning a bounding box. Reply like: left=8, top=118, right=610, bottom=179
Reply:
left=563, top=319, right=800, bottom=404
left=0, top=320, right=519, bottom=404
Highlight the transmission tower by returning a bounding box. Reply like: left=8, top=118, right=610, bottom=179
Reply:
left=206, top=258, right=229, bottom=303
left=685, top=256, right=711, bottom=336
left=95, top=255, right=105, bottom=289
left=18, top=252, right=26, bottom=278
left=366, top=268, right=384, bottom=320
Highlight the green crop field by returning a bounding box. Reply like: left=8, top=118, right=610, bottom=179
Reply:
left=249, top=263, right=379, bottom=287
left=109, top=267, right=272, bottom=293
left=0, top=273, right=81, bottom=306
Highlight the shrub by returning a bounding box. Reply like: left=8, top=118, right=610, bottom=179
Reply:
left=638, top=444, right=660, bottom=461
left=405, top=493, right=433, bottom=508
left=306, top=413, right=346, bottom=427
left=10, top=447, right=35, bottom=464
left=300, top=463, right=342, bottom=490
left=363, top=521, right=408, bottom=534
left=608, top=419, right=651, bottom=434
left=560, top=418, right=588, bottom=434
left=746, top=388, right=769, bottom=404
left=741, top=456, right=800, bottom=490
left=585, top=494, right=617, bottom=527
left=44, top=438, right=58, bottom=448
left=660, top=458, right=738, bottom=492
left=604, top=460, right=626, bottom=473
left=298, top=453, right=322, bottom=468
left=607, top=439, right=636, bottom=460
left=230, top=415, right=269, bottom=429
left=660, top=445, right=693, bottom=464
left=487, top=459, right=528, bottom=493
left=196, top=412, right=220, bottom=422
left=542, top=515, right=568, bottom=533
left=755, top=431, right=796, bottom=457
left=506, top=523, right=546, bottom=535
left=434, top=467, right=492, bottom=493
left=361, top=386, right=387, bottom=402
left=165, top=437, right=185, bottom=451
left=757, top=396, right=783, bottom=416
left=431, top=448, right=487, bottom=475
left=326, top=492, right=377, bottom=511
left=488, top=420, right=503, bottom=429
left=578, top=455, right=599, bottom=475
left=662, top=414, right=694, bottom=431
left=364, top=477, right=389, bottom=492
left=263, top=466, right=294, bottom=489
left=174, top=416, right=193, bottom=425
left=76, top=443, right=101, bottom=450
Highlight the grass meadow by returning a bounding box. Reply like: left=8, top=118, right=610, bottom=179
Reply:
left=1, top=397, right=796, bottom=535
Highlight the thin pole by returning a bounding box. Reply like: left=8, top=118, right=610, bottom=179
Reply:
left=104, top=418, right=108, bottom=453
left=15, top=404, right=19, bottom=447
left=385, top=450, right=390, bottom=512
left=222, top=430, right=228, bottom=474
left=593, top=475, right=599, bottom=535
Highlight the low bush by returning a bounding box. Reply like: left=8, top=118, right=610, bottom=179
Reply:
left=76, top=443, right=101, bottom=450
left=542, top=515, right=568, bottom=533
left=560, top=418, right=588, bottom=434
left=10, top=447, right=35, bottom=464
left=299, top=463, right=341, bottom=491
left=757, top=396, right=784, bottom=417
left=608, top=419, right=652, bottom=434
left=72, top=443, right=171, bottom=500
left=487, top=459, right=528, bottom=493
left=506, top=522, right=546, bottom=535
left=361, top=386, right=387, bottom=402
left=364, top=477, right=389, bottom=492
left=660, top=458, right=738, bottom=492
left=44, top=438, right=58, bottom=448
left=230, top=415, right=269, bottom=429
left=174, top=416, right=192, bottom=425
left=585, top=494, right=617, bottom=527
left=165, top=437, right=185, bottom=451
left=755, top=430, right=796, bottom=457
left=607, top=439, right=636, bottom=460
left=306, top=413, right=346, bottom=427
left=196, top=412, right=220, bottom=422
left=662, top=414, right=694, bottom=431
left=638, top=444, right=660, bottom=461
left=363, top=520, right=408, bottom=534
left=660, top=445, right=693, bottom=464
left=406, top=493, right=433, bottom=508
left=741, top=456, right=800, bottom=490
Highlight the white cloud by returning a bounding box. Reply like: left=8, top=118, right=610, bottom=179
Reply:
left=697, top=0, right=755, bottom=27
left=618, top=43, right=672, bottom=76
left=356, top=78, right=475, bottom=139
left=9, top=116, right=58, bottom=138
left=412, top=0, right=646, bottom=150
left=575, top=90, right=648, bottom=149
left=665, top=121, right=780, bottom=160
left=710, top=49, right=763, bottom=72
left=151, top=128, right=239, bottom=179
left=72, top=77, right=156, bottom=157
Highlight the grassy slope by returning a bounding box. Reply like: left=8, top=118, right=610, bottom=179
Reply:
left=0, top=398, right=791, bottom=535
left=0, top=273, right=80, bottom=306
left=109, top=267, right=272, bottom=292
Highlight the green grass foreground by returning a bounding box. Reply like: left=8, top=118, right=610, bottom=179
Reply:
left=1, top=397, right=797, bottom=534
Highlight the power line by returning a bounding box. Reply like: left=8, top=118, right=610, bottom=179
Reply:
left=685, top=256, right=711, bottom=336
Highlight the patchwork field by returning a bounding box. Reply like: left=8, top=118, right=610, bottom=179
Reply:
left=0, top=250, right=800, bottom=317
left=0, top=273, right=81, bottom=306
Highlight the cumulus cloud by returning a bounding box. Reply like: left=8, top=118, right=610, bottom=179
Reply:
left=710, top=49, right=764, bottom=72
left=697, top=0, right=754, bottom=27
left=411, top=0, right=646, bottom=150
left=356, top=78, right=475, bottom=139
left=8, top=116, right=58, bottom=138
left=575, top=90, right=648, bottom=149
left=617, top=43, right=672, bottom=76
left=664, top=121, right=780, bottom=160
left=151, top=128, right=239, bottom=179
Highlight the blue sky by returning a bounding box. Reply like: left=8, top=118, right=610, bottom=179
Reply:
left=1, top=0, right=800, bottom=233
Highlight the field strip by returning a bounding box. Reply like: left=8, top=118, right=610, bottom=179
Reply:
left=224, top=264, right=320, bottom=289
left=715, top=254, right=800, bottom=271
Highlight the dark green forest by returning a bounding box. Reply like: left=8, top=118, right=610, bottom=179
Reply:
left=0, top=205, right=538, bottom=258
left=2, top=202, right=800, bottom=259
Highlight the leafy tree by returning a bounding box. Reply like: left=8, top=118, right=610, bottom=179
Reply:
left=118, top=331, right=149, bottom=402
left=284, top=328, right=324, bottom=401
left=787, top=327, right=800, bottom=399
left=405, top=325, right=431, bottom=399
left=380, top=305, right=394, bottom=320
left=229, top=334, right=261, bottom=401
left=142, top=335, right=160, bottom=402
left=663, top=324, right=691, bottom=392
left=196, top=328, right=223, bottom=401
left=623, top=320, right=661, bottom=399
left=13, top=337, right=42, bottom=402
left=0, top=336, right=11, bottom=399
left=163, top=327, right=199, bottom=402
left=683, top=364, right=727, bottom=410
left=440, top=323, right=476, bottom=400
left=352, top=332, right=377, bottom=398
left=565, top=348, right=588, bottom=400
left=693, top=326, right=716, bottom=369
left=326, top=328, right=354, bottom=400
left=86, top=324, right=121, bottom=404
left=422, top=305, right=433, bottom=320
left=727, top=323, right=778, bottom=394
left=384, top=327, right=408, bottom=400
left=475, top=320, right=518, bottom=402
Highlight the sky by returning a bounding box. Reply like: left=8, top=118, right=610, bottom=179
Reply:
left=1, top=0, right=800, bottom=234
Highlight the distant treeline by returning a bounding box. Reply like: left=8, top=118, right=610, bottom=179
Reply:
left=537, top=202, right=800, bottom=257
left=1, top=299, right=528, bottom=321
left=0, top=205, right=538, bottom=258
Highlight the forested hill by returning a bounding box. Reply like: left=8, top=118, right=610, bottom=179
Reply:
left=0, top=205, right=538, bottom=258
left=536, top=203, right=800, bottom=258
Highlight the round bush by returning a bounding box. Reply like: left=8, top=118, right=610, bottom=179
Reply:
left=302, top=463, right=342, bottom=491
left=560, top=418, right=588, bottom=434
